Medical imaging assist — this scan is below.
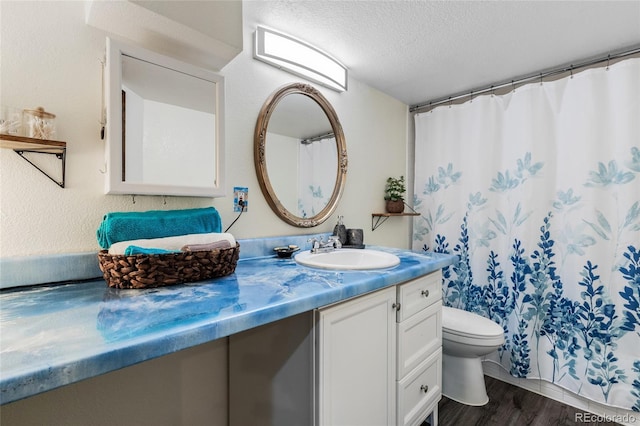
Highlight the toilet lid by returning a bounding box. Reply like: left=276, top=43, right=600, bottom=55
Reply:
left=442, top=306, right=504, bottom=338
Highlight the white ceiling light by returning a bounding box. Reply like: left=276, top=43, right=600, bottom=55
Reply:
left=254, top=25, right=348, bottom=92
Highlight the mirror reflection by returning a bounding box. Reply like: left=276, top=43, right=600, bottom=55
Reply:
left=255, top=83, right=347, bottom=227
left=266, top=94, right=337, bottom=217
left=121, top=54, right=217, bottom=187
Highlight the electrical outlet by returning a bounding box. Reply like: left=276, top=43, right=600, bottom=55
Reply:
left=233, top=186, right=248, bottom=212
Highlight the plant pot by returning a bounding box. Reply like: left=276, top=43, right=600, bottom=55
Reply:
left=385, top=199, right=404, bottom=213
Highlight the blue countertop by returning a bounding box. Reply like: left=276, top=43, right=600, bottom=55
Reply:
left=0, top=244, right=455, bottom=405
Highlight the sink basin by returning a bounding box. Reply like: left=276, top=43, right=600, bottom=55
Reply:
left=294, top=249, right=400, bottom=270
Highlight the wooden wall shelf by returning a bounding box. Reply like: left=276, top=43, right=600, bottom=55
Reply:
left=371, top=212, right=420, bottom=231
left=0, top=134, right=67, bottom=187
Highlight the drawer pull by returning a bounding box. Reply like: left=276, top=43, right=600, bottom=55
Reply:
left=421, top=289, right=430, bottom=298
left=420, top=384, right=429, bottom=393
left=392, top=302, right=401, bottom=311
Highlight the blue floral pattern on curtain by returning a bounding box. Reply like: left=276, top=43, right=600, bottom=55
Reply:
left=298, top=137, right=337, bottom=218
left=412, top=58, right=640, bottom=411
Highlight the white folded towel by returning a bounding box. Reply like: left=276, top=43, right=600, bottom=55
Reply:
left=107, top=233, right=236, bottom=255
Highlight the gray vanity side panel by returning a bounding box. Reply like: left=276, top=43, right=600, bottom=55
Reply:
left=229, top=311, right=315, bottom=426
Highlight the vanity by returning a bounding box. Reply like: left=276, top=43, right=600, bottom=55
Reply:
left=230, top=265, right=444, bottom=426
left=0, top=235, right=455, bottom=425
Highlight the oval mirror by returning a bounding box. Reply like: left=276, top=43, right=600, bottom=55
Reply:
left=255, top=83, right=347, bottom=227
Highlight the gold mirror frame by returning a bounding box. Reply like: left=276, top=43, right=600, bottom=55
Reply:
left=254, top=83, right=348, bottom=227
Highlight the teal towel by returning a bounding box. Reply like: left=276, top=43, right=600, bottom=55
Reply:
left=123, top=246, right=177, bottom=256
left=97, top=207, right=222, bottom=249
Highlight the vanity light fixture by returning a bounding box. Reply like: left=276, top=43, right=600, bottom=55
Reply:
left=254, top=25, right=348, bottom=92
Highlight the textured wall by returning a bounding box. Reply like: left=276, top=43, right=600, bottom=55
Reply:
left=0, top=1, right=409, bottom=258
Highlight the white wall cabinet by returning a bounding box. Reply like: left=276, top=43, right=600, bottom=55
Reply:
left=229, top=270, right=443, bottom=426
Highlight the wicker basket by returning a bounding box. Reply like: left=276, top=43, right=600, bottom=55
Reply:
left=98, top=243, right=240, bottom=289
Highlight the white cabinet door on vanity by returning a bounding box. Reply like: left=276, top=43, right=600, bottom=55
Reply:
left=316, top=286, right=397, bottom=426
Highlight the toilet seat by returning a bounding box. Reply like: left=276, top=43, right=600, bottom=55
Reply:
left=442, top=306, right=504, bottom=345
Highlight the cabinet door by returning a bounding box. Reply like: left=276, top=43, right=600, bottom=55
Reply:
left=316, top=287, right=396, bottom=426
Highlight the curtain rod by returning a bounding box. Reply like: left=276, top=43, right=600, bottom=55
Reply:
left=301, top=131, right=335, bottom=145
left=410, top=45, right=640, bottom=113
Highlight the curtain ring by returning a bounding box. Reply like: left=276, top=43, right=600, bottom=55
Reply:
left=163, top=195, right=167, bottom=205
left=539, top=73, right=543, bottom=86
left=132, top=195, right=136, bottom=204
left=490, top=85, right=495, bottom=97
left=470, top=91, right=474, bottom=103
left=570, top=66, right=574, bottom=79
left=448, top=97, right=452, bottom=108
left=511, top=80, right=516, bottom=93
left=606, top=54, right=610, bottom=71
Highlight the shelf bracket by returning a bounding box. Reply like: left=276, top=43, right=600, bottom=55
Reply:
left=372, top=215, right=390, bottom=231
left=371, top=202, right=420, bottom=231
left=14, top=149, right=66, bottom=188
left=402, top=202, right=419, bottom=215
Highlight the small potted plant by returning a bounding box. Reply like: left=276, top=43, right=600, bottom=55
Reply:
left=384, top=176, right=406, bottom=213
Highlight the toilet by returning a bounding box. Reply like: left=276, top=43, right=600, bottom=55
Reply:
left=441, top=306, right=505, bottom=406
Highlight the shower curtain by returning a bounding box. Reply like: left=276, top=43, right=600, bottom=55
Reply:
left=413, top=58, right=640, bottom=411
left=298, top=136, right=337, bottom=218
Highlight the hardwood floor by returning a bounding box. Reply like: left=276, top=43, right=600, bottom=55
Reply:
left=434, top=376, right=621, bottom=426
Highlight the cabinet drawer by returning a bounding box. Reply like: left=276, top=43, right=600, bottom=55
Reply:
left=396, top=271, right=442, bottom=322
left=396, top=348, right=442, bottom=426
left=397, top=301, right=441, bottom=379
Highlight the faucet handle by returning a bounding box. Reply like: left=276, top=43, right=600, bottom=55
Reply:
left=307, top=237, right=320, bottom=249
left=327, top=235, right=342, bottom=248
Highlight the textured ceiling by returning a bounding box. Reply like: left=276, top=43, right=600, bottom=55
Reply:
left=243, top=0, right=640, bottom=106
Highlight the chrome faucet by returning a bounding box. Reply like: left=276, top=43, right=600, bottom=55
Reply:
left=308, top=236, right=342, bottom=253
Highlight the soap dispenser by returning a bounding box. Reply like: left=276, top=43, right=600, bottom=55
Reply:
left=333, top=216, right=348, bottom=245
